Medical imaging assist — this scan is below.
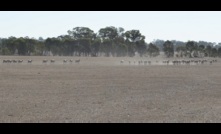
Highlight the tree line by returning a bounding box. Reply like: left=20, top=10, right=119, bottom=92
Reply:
left=0, top=26, right=221, bottom=58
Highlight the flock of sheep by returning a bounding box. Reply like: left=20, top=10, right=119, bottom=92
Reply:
left=1, top=59, right=81, bottom=64
left=120, top=59, right=218, bottom=65
left=0, top=58, right=218, bottom=66
left=41, top=59, right=80, bottom=64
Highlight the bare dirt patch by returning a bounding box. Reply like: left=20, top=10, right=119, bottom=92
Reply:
left=0, top=56, right=221, bottom=122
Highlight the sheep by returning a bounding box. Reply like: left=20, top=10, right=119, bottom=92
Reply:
left=75, top=59, right=80, bottom=63
left=28, top=60, right=32, bottom=63
left=50, top=59, right=55, bottom=63
left=42, top=59, right=48, bottom=63
left=63, top=59, right=68, bottom=63
left=18, top=60, right=23, bottom=63
left=12, top=60, right=17, bottom=63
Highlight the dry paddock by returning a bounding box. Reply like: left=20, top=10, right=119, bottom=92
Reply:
left=0, top=56, right=221, bottom=123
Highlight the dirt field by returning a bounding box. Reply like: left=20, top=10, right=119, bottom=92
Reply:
left=0, top=56, right=221, bottom=123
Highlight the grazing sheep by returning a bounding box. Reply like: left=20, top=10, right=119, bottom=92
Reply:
left=18, top=60, right=23, bottom=63
left=6, top=60, right=12, bottom=63
left=63, top=59, right=68, bottom=63
left=43, top=59, right=48, bottom=63
left=138, top=61, right=141, bottom=65
left=50, top=59, right=55, bottom=63
left=28, top=60, right=32, bottom=63
left=163, top=60, right=169, bottom=65
left=3, top=60, right=7, bottom=63
left=144, top=61, right=147, bottom=65
left=75, top=59, right=80, bottom=63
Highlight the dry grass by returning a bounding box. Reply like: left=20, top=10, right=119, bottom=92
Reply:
left=0, top=56, right=221, bottom=123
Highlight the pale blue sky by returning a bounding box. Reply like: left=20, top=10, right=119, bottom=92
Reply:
left=0, top=11, right=221, bottom=43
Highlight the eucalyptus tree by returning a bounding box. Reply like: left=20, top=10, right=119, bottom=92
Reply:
left=147, top=43, right=160, bottom=57
left=116, top=43, right=128, bottom=57
left=16, top=37, right=27, bottom=55
left=152, top=39, right=165, bottom=51
left=163, top=40, right=174, bottom=58
left=176, top=45, right=186, bottom=57
left=34, top=41, right=45, bottom=56
left=124, top=30, right=146, bottom=57
left=45, top=37, right=63, bottom=56
left=198, top=44, right=205, bottom=57
left=205, top=45, right=212, bottom=57
left=91, top=37, right=101, bottom=57
left=68, top=27, right=95, bottom=39
left=0, top=38, right=10, bottom=55
left=218, top=47, right=221, bottom=57
left=98, top=26, right=118, bottom=57
left=186, top=41, right=198, bottom=58
left=68, top=27, right=95, bottom=56
left=211, top=48, right=218, bottom=57
left=113, top=27, right=127, bottom=57
left=24, top=37, right=36, bottom=55
left=4, top=36, right=17, bottom=55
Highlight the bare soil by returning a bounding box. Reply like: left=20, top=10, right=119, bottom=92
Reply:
left=0, top=56, right=221, bottom=123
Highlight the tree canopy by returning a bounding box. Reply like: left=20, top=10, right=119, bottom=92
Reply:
left=0, top=26, right=221, bottom=58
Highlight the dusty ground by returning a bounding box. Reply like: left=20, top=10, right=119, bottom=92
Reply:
left=0, top=56, right=221, bottom=123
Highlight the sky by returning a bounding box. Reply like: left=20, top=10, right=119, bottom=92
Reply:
left=0, top=11, right=221, bottom=43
